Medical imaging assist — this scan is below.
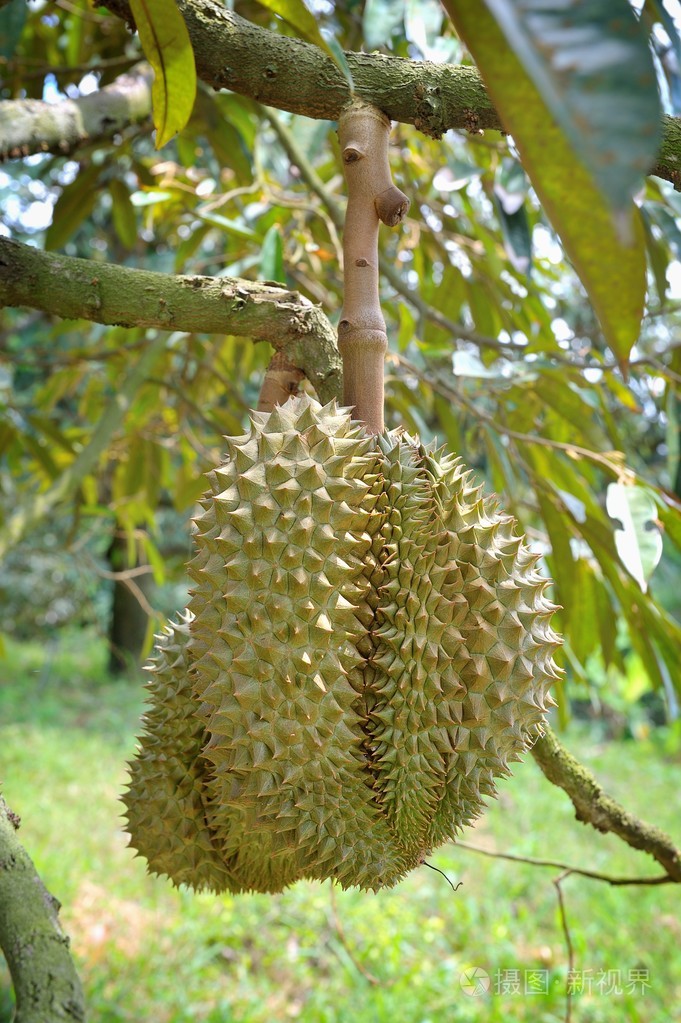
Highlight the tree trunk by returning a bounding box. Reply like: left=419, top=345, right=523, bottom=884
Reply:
left=107, top=530, right=152, bottom=676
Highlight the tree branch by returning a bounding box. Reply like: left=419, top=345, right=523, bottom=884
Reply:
left=0, top=796, right=85, bottom=1023
left=455, top=839, right=675, bottom=886
left=102, top=0, right=497, bottom=137
left=3, top=1, right=680, bottom=187
left=94, top=0, right=681, bottom=187
left=0, top=236, right=342, bottom=403
left=531, top=728, right=681, bottom=882
left=0, top=64, right=153, bottom=161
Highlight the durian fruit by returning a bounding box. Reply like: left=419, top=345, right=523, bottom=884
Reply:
left=124, top=394, right=560, bottom=893
left=124, top=100, right=560, bottom=893
left=123, top=612, right=234, bottom=891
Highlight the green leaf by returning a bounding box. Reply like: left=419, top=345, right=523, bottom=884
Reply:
left=45, top=163, right=101, bottom=251
left=641, top=206, right=669, bottom=306
left=494, top=157, right=532, bottom=274
left=481, top=0, right=661, bottom=213
left=606, top=483, right=663, bottom=593
left=252, top=0, right=354, bottom=88
left=397, top=303, right=417, bottom=352
left=0, top=0, right=26, bottom=60
left=466, top=279, right=500, bottom=337
left=259, top=224, right=284, bottom=283
left=197, top=210, right=258, bottom=241
left=66, top=0, right=86, bottom=66
left=109, top=179, right=138, bottom=249
left=643, top=0, right=681, bottom=68
left=128, top=0, right=197, bottom=149
left=665, top=393, right=680, bottom=499
left=206, top=121, right=253, bottom=184
left=566, top=559, right=600, bottom=667
left=443, top=0, right=648, bottom=368
left=494, top=196, right=531, bottom=276
left=141, top=532, right=167, bottom=586
left=321, top=34, right=355, bottom=90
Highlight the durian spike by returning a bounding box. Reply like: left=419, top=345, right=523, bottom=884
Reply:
left=338, top=101, right=409, bottom=434
left=257, top=350, right=305, bottom=412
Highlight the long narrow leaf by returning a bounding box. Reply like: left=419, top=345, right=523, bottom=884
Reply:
left=443, top=0, right=648, bottom=367
left=129, top=0, right=197, bottom=148
left=482, top=0, right=661, bottom=213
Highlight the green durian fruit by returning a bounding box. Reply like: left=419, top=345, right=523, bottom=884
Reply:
left=124, top=395, right=561, bottom=892
left=123, top=613, right=234, bottom=891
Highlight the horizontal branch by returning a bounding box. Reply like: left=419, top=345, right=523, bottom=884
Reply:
left=102, top=0, right=497, bottom=137
left=531, top=728, right=681, bottom=882
left=0, top=236, right=342, bottom=403
left=99, top=0, right=681, bottom=187
left=0, top=64, right=153, bottom=161
left=3, top=2, right=679, bottom=187
left=0, top=796, right=85, bottom=1022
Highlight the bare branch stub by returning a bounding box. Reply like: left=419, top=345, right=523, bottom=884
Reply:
left=258, top=349, right=305, bottom=412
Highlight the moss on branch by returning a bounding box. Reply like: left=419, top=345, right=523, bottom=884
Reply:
left=101, top=0, right=498, bottom=138
left=0, top=796, right=85, bottom=1023
left=0, top=65, right=153, bottom=161
left=532, top=728, right=681, bottom=882
left=97, top=0, right=681, bottom=187
left=0, top=236, right=342, bottom=404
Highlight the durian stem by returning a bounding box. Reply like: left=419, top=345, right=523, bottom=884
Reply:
left=0, top=796, right=85, bottom=1022
left=338, top=101, right=409, bottom=433
left=257, top=350, right=305, bottom=412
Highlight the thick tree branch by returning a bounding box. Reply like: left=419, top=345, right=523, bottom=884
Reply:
left=0, top=796, right=85, bottom=1023
left=651, top=115, right=681, bottom=189
left=95, top=0, right=681, bottom=187
left=4, top=1, right=681, bottom=186
left=0, top=64, right=153, bottom=161
left=531, top=728, right=681, bottom=882
left=0, top=236, right=342, bottom=403
left=101, top=0, right=496, bottom=138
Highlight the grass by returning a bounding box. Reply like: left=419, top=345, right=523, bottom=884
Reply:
left=1, top=629, right=680, bottom=1022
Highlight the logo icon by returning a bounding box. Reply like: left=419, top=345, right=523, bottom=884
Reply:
left=460, top=966, right=491, bottom=996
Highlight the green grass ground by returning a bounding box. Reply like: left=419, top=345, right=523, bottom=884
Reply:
left=1, top=630, right=680, bottom=1022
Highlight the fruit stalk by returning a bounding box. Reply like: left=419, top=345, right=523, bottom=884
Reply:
left=257, top=349, right=305, bottom=411
left=338, top=101, right=409, bottom=433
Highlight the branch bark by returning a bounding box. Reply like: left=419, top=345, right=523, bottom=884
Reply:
left=0, top=64, right=153, bottom=161
left=0, top=236, right=342, bottom=403
left=0, top=796, right=85, bottom=1023
left=93, top=0, right=681, bottom=188
left=531, top=728, right=681, bottom=882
